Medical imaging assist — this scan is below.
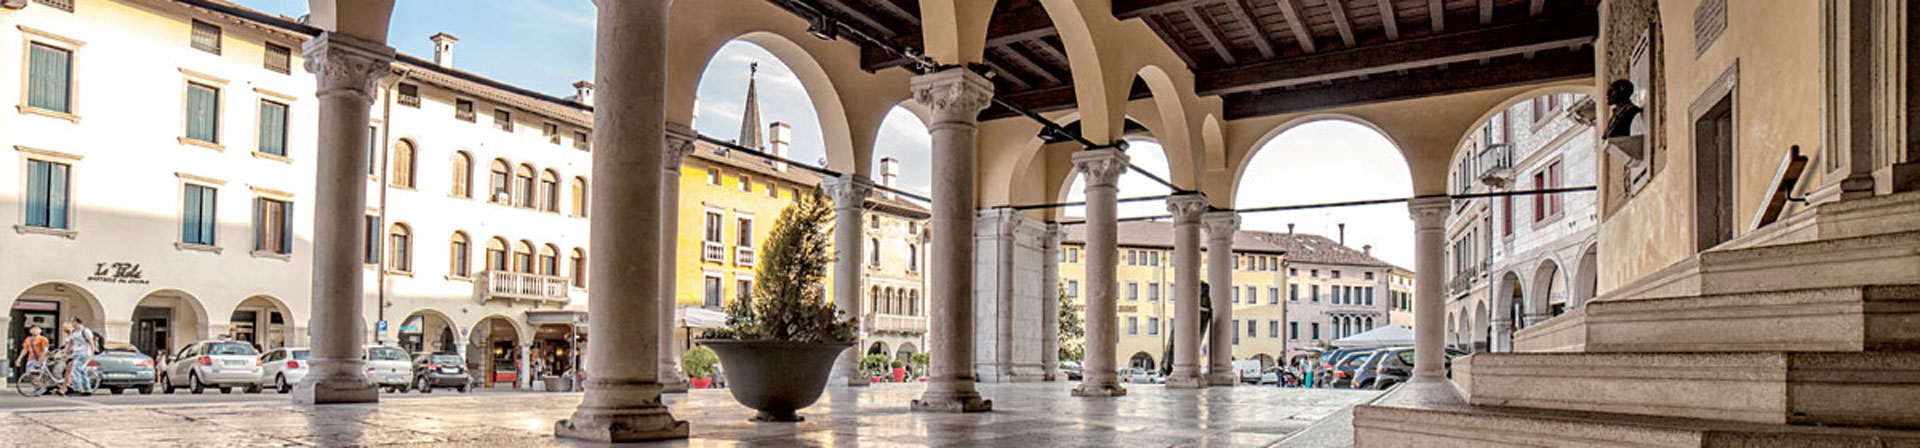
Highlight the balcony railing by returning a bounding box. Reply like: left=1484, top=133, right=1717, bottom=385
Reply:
left=865, top=313, right=927, bottom=334
left=702, top=241, right=726, bottom=264
left=1446, top=260, right=1489, bottom=296
left=1477, top=143, right=1514, bottom=187
left=455, top=109, right=476, bottom=122
left=477, top=270, right=570, bottom=305
left=735, top=246, right=755, bottom=267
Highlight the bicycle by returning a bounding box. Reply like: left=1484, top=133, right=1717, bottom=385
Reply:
left=13, top=359, right=56, bottom=397
left=14, top=353, right=98, bottom=397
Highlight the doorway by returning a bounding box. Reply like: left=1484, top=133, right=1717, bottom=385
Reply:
left=1694, top=84, right=1737, bottom=250
left=132, top=307, right=172, bottom=357
left=9, top=301, right=60, bottom=365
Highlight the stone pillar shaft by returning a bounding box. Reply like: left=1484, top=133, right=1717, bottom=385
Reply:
left=657, top=124, right=696, bottom=393
left=1071, top=148, right=1129, bottom=397
left=555, top=0, right=687, bottom=440
left=1040, top=223, right=1063, bottom=381
left=1166, top=194, right=1208, bottom=389
left=911, top=68, right=993, bottom=413
left=1203, top=211, right=1239, bottom=386
left=1409, top=197, right=1452, bottom=382
left=825, top=175, right=873, bottom=387
left=295, top=31, right=392, bottom=405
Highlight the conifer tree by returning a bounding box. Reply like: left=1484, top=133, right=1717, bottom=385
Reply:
left=708, top=187, right=857, bottom=343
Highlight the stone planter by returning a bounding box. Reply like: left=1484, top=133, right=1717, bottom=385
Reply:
left=697, top=339, right=852, bottom=422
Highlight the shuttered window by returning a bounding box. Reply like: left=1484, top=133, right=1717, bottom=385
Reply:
left=32, top=0, right=74, bottom=12
left=190, top=20, right=221, bottom=54
left=185, top=83, right=220, bottom=143
left=257, top=100, right=288, bottom=156
left=252, top=198, right=291, bottom=254
left=26, top=43, right=72, bottom=114
left=24, top=160, right=71, bottom=229
left=181, top=184, right=217, bottom=245
left=263, top=43, right=291, bottom=74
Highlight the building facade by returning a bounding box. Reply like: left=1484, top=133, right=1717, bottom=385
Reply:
left=1254, top=232, right=1401, bottom=361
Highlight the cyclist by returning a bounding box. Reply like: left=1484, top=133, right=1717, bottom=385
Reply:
left=57, top=318, right=97, bottom=396
left=12, top=326, right=49, bottom=385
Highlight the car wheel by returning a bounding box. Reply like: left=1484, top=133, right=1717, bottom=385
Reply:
left=160, top=374, right=175, bottom=394
left=220, top=387, right=232, bottom=394
left=276, top=375, right=291, bottom=394
left=190, top=373, right=205, bottom=394
left=418, top=378, right=433, bottom=394
left=246, top=384, right=262, bottom=394
left=456, top=384, right=468, bottom=393
left=138, top=385, right=153, bottom=395
left=109, top=387, right=123, bottom=395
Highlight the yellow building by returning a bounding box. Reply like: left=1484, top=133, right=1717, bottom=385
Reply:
left=1059, top=221, right=1290, bottom=373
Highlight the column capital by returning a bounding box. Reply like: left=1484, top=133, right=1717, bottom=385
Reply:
left=911, top=69, right=994, bottom=123
left=822, top=174, right=874, bottom=209
left=1167, top=193, right=1209, bottom=224
left=1407, top=196, right=1451, bottom=231
left=1202, top=210, right=1240, bottom=240
left=301, top=32, right=395, bottom=103
left=1043, top=222, right=1064, bottom=247
left=1072, top=148, right=1130, bottom=189
left=663, top=122, right=698, bottom=171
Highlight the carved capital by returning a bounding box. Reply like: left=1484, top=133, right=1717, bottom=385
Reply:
left=1167, top=193, right=1209, bottom=224
left=302, top=32, right=395, bottom=103
left=1072, top=148, right=1130, bottom=189
left=1407, top=196, right=1451, bottom=232
left=1202, top=210, right=1240, bottom=241
left=822, top=175, right=873, bottom=209
left=663, top=122, right=698, bottom=171
left=910, top=69, right=994, bottom=123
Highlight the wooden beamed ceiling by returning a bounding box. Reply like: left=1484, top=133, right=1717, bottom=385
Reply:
left=772, top=0, right=1599, bottom=121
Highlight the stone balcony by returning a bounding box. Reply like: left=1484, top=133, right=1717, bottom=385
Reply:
left=866, top=313, right=927, bottom=334
left=476, top=270, right=570, bottom=306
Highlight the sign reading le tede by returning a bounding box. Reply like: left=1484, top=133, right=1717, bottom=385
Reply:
left=88, top=262, right=150, bottom=285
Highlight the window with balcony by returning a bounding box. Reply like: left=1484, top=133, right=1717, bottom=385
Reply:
left=703, top=211, right=725, bottom=263
left=735, top=216, right=755, bottom=267
left=485, top=237, right=507, bottom=272
left=538, top=244, right=558, bottom=276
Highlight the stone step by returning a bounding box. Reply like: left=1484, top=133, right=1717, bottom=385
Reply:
left=1451, top=351, right=1920, bottom=428
left=1726, top=189, right=1920, bottom=251
left=1580, top=285, right=1920, bottom=353
left=1354, top=398, right=1920, bottom=448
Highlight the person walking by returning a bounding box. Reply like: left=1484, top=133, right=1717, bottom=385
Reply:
left=59, top=318, right=97, bottom=396
left=13, top=326, right=49, bottom=383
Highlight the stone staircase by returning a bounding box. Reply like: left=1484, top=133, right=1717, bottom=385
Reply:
left=1353, top=191, right=1920, bottom=447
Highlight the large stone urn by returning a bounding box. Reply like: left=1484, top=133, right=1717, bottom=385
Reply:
left=697, top=339, right=853, bottom=422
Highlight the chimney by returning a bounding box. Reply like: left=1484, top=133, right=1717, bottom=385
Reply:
left=430, top=32, right=458, bottom=68
left=1363, top=244, right=1372, bottom=256
left=880, top=157, right=900, bottom=199
left=1287, top=223, right=1295, bottom=234
left=768, top=122, right=793, bottom=172
left=571, top=80, right=594, bottom=106
left=1338, top=223, right=1347, bottom=245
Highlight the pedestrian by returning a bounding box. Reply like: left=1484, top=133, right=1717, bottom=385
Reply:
left=12, top=326, right=49, bottom=383
left=60, top=317, right=97, bottom=396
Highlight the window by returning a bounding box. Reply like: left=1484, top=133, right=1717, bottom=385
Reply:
left=1232, top=321, right=1240, bottom=344
left=706, top=169, right=721, bottom=186
left=767, top=182, right=778, bottom=198
left=1365, top=272, right=1375, bottom=280
left=30, top=0, right=72, bottom=12
left=1311, top=269, right=1318, bottom=278
left=1310, top=285, right=1320, bottom=302
left=514, top=165, right=535, bottom=207
left=185, top=83, right=220, bottom=143
left=397, top=83, right=420, bottom=107
left=455, top=99, right=476, bottom=122
left=570, top=249, right=586, bottom=287
left=869, top=238, right=882, bottom=266
left=1502, top=196, right=1514, bottom=236
left=1231, top=286, right=1239, bottom=304
left=1246, top=286, right=1257, bottom=305
left=256, top=100, right=289, bottom=156
left=1127, top=282, right=1138, bottom=301
left=23, top=160, right=71, bottom=230
left=485, top=238, right=507, bottom=271
left=1269, top=321, right=1279, bottom=339
left=1147, top=282, right=1159, bottom=302
left=542, top=123, right=560, bottom=144
left=1149, top=251, right=1159, bottom=266
left=1290, top=285, right=1299, bottom=301
left=389, top=224, right=412, bottom=272
left=1290, top=322, right=1299, bottom=340
left=703, top=275, right=723, bottom=307
left=451, top=153, right=472, bottom=197
left=704, top=211, right=724, bottom=243
left=538, top=245, right=558, bottom=276
left=539, top=170, right=560, bottom=212
left=739, top=175, right=752, bottom=193
left=25, top=42, right=73, bottom=114
left=1147, top=317, right=1159, bottom=335
left=1068, top=248, right=1079, bottom=263
left=488, top=160, right=510, bottom=203
left=571, top=177, right=588, bottom=217
left=449, top=232, right=471, bottom=277
left=512, top=241, right=533, bottom=273
left=1311, top=322, right=1321, bottom=340
left=181, top=184, right=217, bottom=245
left=493, top=108, right=513, bottom=131
left=1365, top=287, right=1375, bottom=306
left=736, top=217, right=754, bottom=247
left=190, top=20, right=221, bottom=54
left=1268, top=287, right=1279, bottom=305
left=252, top=198, right=291, bottom=254
left=1066, top=280, right=1079, bottom=298
left=391, top=140, right=415, bottom=188
left=362, top=216, right=381, bottom=264
left=736, top=279, right=753, bottom=304
left=263, top=43, right=291, bottom=74
left=1332, top=270, right=1342, bottom=279
left=573, top=130, right=590, bottom=150
left=1127, top=317, right=1138, bottom=335
left=907, top=244, right=919, bottom=271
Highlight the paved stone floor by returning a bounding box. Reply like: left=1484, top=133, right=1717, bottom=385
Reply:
left=0, top=382, right=1377, bottom=447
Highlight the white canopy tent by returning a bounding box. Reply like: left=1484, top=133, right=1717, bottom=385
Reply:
left=676, top=307, right=728, bottom=329
left=1332, top=325, right=1414, bottom=349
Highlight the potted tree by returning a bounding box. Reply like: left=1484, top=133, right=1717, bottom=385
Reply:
left=911, top=352, right=930, bottom=382
left=697, top=188, right=857, bottom=422
left=860, top=354, right=890, bottom=383
left=683, top=345, right=717, bottom=389
left=890, top=360, right=906, bottom=383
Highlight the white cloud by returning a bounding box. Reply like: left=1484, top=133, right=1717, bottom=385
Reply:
left=1234, top=120, right=1415, bottom=268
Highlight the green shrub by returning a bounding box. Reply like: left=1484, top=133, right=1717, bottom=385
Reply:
left=889, top=360, right=904, bottom=369
left=683, top=345, right=718, bottom=379
left=699, top=188, right=858, bottom=343
left=859, top=354, right=891, bottom=377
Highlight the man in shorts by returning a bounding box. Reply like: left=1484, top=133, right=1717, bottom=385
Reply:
left=12, top=325, right=49, bottom=382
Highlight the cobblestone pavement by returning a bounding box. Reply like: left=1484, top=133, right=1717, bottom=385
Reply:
left=0, top=382, right=1377, bottom=447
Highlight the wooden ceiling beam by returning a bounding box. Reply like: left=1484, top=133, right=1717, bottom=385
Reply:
left=1377, top=0, right=1401, bottom=40
left=1530, top=0, right=1546, bottom=16
left=1144, top=14, right=1203, bottom=69
left=863, top=2, right=1057, bottom=72
left=1002, top=41, right=1066, bottom=85
left=868, top=0, right=919, bottom=24
left=1327, top=0, right=1358, bottom=47
left=1114, top=0, right=1212, bottom=19
left=1276, top=0, right=1318, bottom=53
left=816, top=0, right=904, bottom=35
left=1223, top=0, right=1277, bottom=59
left=1197, top=11, right=1598, bottom=96
left=1220, top=47, right=1593, bottom=119
left=1429, top=0, right=1446, bottom=32
left=983, top=56, right=1033, bottom=90
left=1185, top=5, right=1241, bottom=65
left=1480, top=0, right=1495, bottom=25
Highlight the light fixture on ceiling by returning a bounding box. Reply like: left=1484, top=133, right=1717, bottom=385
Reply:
left=807, top=14, right=838, bottom=41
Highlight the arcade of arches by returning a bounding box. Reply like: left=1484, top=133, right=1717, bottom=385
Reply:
left=278, top=0, right=1919, bottom=444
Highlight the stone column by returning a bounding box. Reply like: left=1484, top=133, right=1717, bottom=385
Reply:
left=555, top=0, right=688, bottom=441
left=518, top=343, right=531, bottom=389
left=910, top=68, right=994, bottom=413
left=1490, top=318, right=1512, bottom=353
left=656, top=124, right=696, bottom=393
left=1040, top=223, right=1063, bottom=381
left=1409, top=197, right=1452, bottom=382
left=1070, top=147, right=1128, bottom=398
left=974, top=208, right=1048, bottom=383
left=824, top=174, right=874, bottom=387
left=293, top=31, right=391, bottom=405
left=1165, top=193, right=1208, bottom=389
left=1203, top=211, right=1240, bottom=386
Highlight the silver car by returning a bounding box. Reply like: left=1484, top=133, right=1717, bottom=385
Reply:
left=365, top=346, right=412, bottom=393
left=160, top=340, right=262, bottom=394
left=257, top=348, right=309, bottom=394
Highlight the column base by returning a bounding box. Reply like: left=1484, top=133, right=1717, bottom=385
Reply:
left=826, top=375, right=873, bottom=387
left=1042, top=369, right=1059, bottom=382
left=911, top=393, right=993, bottom=413
left=1071, top=380, right=1127, bottom=397
left=554, top=407, right=689, bottom=442
left=1165, top=373, right=1207, bottom=389
left=659, top=366, right=690, bottom=394
left=1206, top=373, right=1238, bottom=387
left=827, top=352, right=870, bottom=387
left=291, top=379, right=379, bottom=405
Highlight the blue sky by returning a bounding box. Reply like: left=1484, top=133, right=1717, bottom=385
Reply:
left=231, top=1, right=1416, bottom=267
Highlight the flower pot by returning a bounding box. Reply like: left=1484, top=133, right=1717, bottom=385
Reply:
left=697, top=339, right=853, bottom=422
left=689, top=377, right=711, bottom=389
left=891, top=367, right=906, bottom=383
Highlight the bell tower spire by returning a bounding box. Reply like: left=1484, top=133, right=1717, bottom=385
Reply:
left=737, top=62, right=764, bottom=151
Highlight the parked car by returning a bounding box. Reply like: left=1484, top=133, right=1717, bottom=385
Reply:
left=160, top=340, right=262, bottom=394
left=1234, top=359, right=1265, bottom=383
left=1328, top=349, right=1381, bottom=388
left=1371, top=347, right=1471, bottom=390
left=365, top=346, right=413, bottom=393
left=409, top=352, right=471, bottom=393
left=1120, top=367, right=1163, bottom=384
left=258, top=348, right=309, bottom=394
left=1314, top=348, right=1370, bottom=387
left=92, top=343, right=157, bottom=395
left=1061, top=361, right=1083, bottom=381
left=1352, top=347, right=1411, bottom=389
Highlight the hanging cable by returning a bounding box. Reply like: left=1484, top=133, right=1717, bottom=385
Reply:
left=693, top=134, right=934, bottom=203
left=1051, top=186, right=1597, bottom=225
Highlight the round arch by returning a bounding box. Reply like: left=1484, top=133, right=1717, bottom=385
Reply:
left=1572, top=242, right=1599, bottom=309
left=1127, top=351, right=1156, bottom=370
left=470, top=314, right=528, bottom=388
left=400, top=308, right=461, bottom=354
left=679, top=32, right=862, bottom=175
left=1449, top=84, right=1599, bottom=157
left=1472, top=300, right=1490, bottom=353
left=131, top=288, right=211, bottom=357
left=8, top=282, right=107, bottom=358
left=1228, top=114, right=1407, bottom=206
left=1531, top=258, right=1567, bottom=319
left=894, top=342, right=917, bottom=361
left=230, top=295, right=296, bottom=351
left=866, top=341, right=889, bottom=357
left=1495, top=270, right=1525, bottom=351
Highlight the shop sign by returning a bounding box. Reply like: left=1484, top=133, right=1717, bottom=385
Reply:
left=87, top=262, right=150, bottom=285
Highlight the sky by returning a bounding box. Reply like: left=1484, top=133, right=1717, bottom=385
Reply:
left=230, top=0, right=1416, bottom=267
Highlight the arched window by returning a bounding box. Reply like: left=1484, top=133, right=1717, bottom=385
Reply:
left=570, top=248, right=586, bottom=288
left=539, top=170, right=560, bottom=212
left=909, top=290, right=919, bottom=316
left=485, top=237, right=508, bottom=272
left=387, top=223, right=412, bottom=272
left=870, top=286, right=881, bottom=312
left=571, top=176, right=588, bottom=217
left=449, top=232, right=471, bottom=277
left=488, top=159, right=510, bottom=204
left=907, top=244, right=918, bottom=271
left=868, top=238, right=881, bottom=266
left=885, top=288, right=897, bottom=314
left=514, top=164, right=536, bottom=208
left=451, top=152, right=472, bottom=198
left=513, top=240, right=534, bottom=273
left=391, top=139, right=416, bottom=188
left=539, top=244, right=559, bottom=276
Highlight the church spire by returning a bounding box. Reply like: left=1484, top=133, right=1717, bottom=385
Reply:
left=737, top=62, right=764, bottom=151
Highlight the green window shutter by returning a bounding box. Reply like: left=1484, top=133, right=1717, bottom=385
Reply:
left=279, top=202, right=292, bottom=253
left=182, top=185, right=202, bottom=243
left=27, top=44, right=71, bottom=114
left=186, top=84, right=219, bottom=142
left=46, top=162, right=69, bottom=229
left=252, top=198, right=265, bottom=251
left=25, top=162, right=49, bottom=227
left=258, top=101, right=287, bottom=156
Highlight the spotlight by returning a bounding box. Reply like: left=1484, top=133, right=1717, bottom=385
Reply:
left=807, top=15, right=838, bottom=41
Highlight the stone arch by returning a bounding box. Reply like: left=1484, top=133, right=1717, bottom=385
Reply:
left=131, top=288, right=211, bottom=356
left=1132, top=65, right=1198, bottom=189
left=1446, top=311, right=1458, bottom=347
left=1472, top=300, right=1490, bottom=353
left=1128, top=351, right=1156, bottom=370
left=1495, top=270, right=1525, bottom=351
left=8, top=282, right=107, bottom=358
left=1572, top=241, right=1600, bottom=309
left=894, top=343, right=917, bottom=361
left=230, top=295, right=296, bottom=351
left=1451, top=84, right=1599, bottom=155
left=1531, top=258, right=1568, bottom=319
left=400, top=308, right=460, bottom=354
left=867, top=341, right=889, bottom=357
left=303, top=1, right=396, bottom=43
left=470, top=314, right=527, bottom=388
left=1227, top=114, right=1409, bottom=207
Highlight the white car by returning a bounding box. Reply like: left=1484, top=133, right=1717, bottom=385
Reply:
left=365, top=346, right=412, bottom=393
left=160, top=340, right=262, bottom=394
left=258, top=348, right=309, bottom=393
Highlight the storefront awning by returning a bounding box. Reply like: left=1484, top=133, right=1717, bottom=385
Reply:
left=676, top=307, right=727, bottom=329
left=526, top=310, right=587, bottom=326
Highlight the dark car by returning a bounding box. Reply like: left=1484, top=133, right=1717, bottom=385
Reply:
left=410, top=352, right=471, bottom=393
left=1371, top=347, right=1471, bottom=390
left=93, top=343, right=157, bottom=394
left=1315, top=348, right=1374, bottom=387
left=1353, top=347, right=1412, bottom=390
left=1328, top=349, right=1381, bottom=388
